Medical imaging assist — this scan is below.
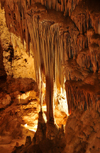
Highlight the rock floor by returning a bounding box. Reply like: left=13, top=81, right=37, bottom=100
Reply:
left=0, top=79, right=67, bottom=153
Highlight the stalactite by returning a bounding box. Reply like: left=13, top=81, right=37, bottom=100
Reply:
left=48, top=0, right=52, bottom=9
left=2, top=0, right=100, bottom=130
left=25, top=24, right=30, bottom=55
left=2, top=0, right=96, bottom=121
left=52, top=0, right=56, bottom=9
left=61, top=0, right=64, bottom=12
left=64, top=33, right=69, bottom=61
left=37, top=21, right=65, bottom=122
left=39, top=68, right=43, bottom=111
left=41, top=0, right=44, bottom=5
left=65, top=78, right=100, bottom=113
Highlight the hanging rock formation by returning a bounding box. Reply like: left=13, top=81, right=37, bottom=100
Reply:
left=1, top=0, right=100, bottom=152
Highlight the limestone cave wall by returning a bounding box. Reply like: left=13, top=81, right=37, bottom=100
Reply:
left=1, top=0, right=100, bottom=153
left=1, top=0, right=99, bottom=113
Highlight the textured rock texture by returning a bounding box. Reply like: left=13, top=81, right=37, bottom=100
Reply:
left=0, top=6, right=38, bottom=153
left=0, top=92, right=11, bottom=109
left=64, top=108, right=100, bottom=153
left=1, top=0, right=100, bottom=153
left=12, top=111, right=66, bottom=153
left=3, top=34, right=35, bottom=79
left=0, top=6, right=35, bottom=79
left=0, top=40, right=7, bottom=80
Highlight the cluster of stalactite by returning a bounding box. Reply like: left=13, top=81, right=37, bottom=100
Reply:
left=26, top=5, right=67, bottom=123
left=0, top=0, right=79, bottom=120
left=1, top=0, right=100, bottom=117
left=0, top=0, right=80, bottom=17
left=65, top=80, right=100, bottom=114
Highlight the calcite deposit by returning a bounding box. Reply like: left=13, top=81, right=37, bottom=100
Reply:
left=0, top=0, right=100, bottom=153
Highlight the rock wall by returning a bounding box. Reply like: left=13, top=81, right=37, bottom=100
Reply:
left=0, top=40, right=7, bottom=80
left=1, top=0, right=100, bottom=77
left=5, top=33, right=35, bottom=79
left=0, top=6, right=35, bottom=79
left=0, top=8, right=38, bottom=153
left=63, top=107, right=100, bottom=153
left=1, top=0, right=100, bottom=153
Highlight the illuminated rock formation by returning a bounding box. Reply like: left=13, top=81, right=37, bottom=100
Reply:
left=1, top=0, right=100, bottom=153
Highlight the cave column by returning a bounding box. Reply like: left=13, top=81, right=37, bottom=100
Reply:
left=46, top=75, right=54, bottom=124
left=46, top=75, right=58, bottom=140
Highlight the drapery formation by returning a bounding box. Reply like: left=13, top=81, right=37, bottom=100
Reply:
left=26, top=5, right=67, bottom=122
left=1, top=1, right=76, bottom=122
left=1, top=0, right=100, bottom=116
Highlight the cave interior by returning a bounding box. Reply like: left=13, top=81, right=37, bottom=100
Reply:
left=0, top=0, right=100, bottom=153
